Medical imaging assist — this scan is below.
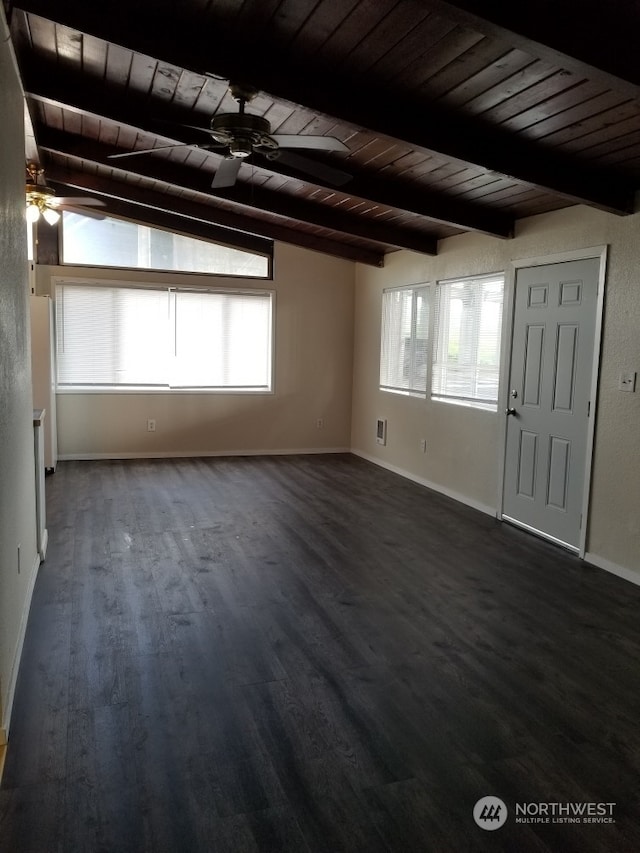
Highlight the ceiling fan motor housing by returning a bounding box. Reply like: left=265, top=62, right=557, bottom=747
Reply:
left=25, top=182, right=57, bottom=206
left=26, top=163, right=56, bottom=201
left=209, top=112, right=278, bottom=156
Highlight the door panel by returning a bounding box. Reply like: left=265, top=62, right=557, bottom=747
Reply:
left=502, top=258, right=599, bottom=549
left=523, top=325, right=544, bottom=406
left=553, top=324, right=578, bottom=412
left=517, top=431, right=538, bottom=498
left=546, top=436, right=570, bottom=510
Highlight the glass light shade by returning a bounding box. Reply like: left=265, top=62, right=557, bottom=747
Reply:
left=42, top=206, right=61, bottom=225
left=26, top=202, right=40, bottom=223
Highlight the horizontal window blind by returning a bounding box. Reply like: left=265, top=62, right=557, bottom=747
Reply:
left=173, top=290, right=271, bottom=388
left=380, top=285, right=429, bottom=394
left=431, top=275, right=504, bottom=409
left=55, top=281, right=273, bottom=391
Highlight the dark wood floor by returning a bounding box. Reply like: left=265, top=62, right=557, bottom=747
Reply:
left=1, top=454, right=640, bottom=852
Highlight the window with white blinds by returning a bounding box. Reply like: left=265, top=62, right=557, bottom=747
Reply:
left=379, top=284, right=430, bottom=394
left=431, top=274, right=504, bottom=410
left=55, top=281, right=273, bottom=391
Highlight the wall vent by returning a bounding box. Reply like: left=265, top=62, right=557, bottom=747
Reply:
left=376, top=418, right=387, bottom=446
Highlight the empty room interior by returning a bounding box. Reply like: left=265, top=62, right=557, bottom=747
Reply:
left=1, top=1, right=640, bottom=851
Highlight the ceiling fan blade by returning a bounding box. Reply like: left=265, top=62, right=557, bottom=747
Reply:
left=108, top=143, right=191, bottom=159
left=54, top=197, right=106, bottom=207
left=273, top=151, right=352, bottom=187
left=212, top=157, right=242, bottom=189
left=272, top=134, right=349, bottom=153
left=178, top=123, right=217, bottom=135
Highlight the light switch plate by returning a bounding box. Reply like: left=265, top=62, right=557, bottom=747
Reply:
left=618, top=372, right=637, bottom=392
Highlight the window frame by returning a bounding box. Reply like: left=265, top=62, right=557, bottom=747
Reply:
left=59, top=211, right=273, bottom=280
left=379, top=282, right=431, bottom=396
left=431, top=272, right=505, bottom=412
left=53, top=276, right=276, bottom=395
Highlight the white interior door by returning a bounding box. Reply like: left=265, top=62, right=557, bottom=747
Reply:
left=502, top=257, right=600, bottom=551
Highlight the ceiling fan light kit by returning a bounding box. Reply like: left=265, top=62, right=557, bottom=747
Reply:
left=25, top=162, right=60, bottom=224
left=25, top=161, right=106, bottom=224
left=42, top=206, right=61, bottom=225
left=228, top=139, right=252, bottom=158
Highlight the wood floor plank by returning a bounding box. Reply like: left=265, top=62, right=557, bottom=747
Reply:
left=2, top=454, right=640, bottom=852
left=0, top=782, right=66, bottom=853
left=1, top=601, right=71, bottom=788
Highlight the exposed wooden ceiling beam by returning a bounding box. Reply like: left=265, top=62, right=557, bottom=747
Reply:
left=38, top=126, right=438, bottom=256
left=46, top=182, right=273, bottom=257
left=43, top=165, right=387, bottom=267
left=427, top=0, right=640, bottom=100
left=13, top=0, right=636, bottom=215
left=21, top=62, right=511, bottom=238
left=207, top=56, right=634, bottom=217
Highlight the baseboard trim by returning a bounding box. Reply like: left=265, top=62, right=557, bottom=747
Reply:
left=2, top=553, right=41, bottom=738
left=584, top=552, right=640, bottom=588
left=352, top=449, right=496, bottom=518
left=58, top=447, right=351, bottom=461
left=39, top=527, right=48, bottom=561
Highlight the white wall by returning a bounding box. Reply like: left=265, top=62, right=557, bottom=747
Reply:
left=0, top=11, right=39, bottom=737
left=351, top=205, right=640, bottom=581
left=37, top=242, right=355, bottom=458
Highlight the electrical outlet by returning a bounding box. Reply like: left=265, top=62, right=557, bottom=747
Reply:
left=316, top=418, right=324, bottom=429
left=147, top=419, right=156, bottom=432
left=618, top=372, right=637, bottom=392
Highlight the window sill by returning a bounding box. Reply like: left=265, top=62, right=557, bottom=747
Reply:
left=431, top=396, right=497, bottom=413
left=56, top=386, right=274, bottom=396
left=379, top=387, right=427, bottom=398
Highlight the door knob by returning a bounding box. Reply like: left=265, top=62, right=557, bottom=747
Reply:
left=505, top=407, right=517, bottom=416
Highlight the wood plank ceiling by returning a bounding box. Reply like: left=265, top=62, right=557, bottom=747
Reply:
left=8, top=0, right=640, bottom=266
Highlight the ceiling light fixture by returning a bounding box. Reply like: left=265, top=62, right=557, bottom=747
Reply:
left=42, top=206, right=61, bottom=225
left=25, top=162, right=61, bottom=226
left=26, top=201, right=41, bottom=223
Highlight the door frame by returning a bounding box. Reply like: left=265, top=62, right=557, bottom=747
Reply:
left=496, top=245, right=608, bottom=558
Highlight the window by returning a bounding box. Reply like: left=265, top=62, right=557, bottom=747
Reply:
left=55, top=280, right=273, bottom=392
left=431, top=274, right=504, bottom=410
left=380, top=285, right=430, bottom=394
left=61, top=211, right=271, bottom=278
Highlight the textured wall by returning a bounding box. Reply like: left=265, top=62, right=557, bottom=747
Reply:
left=351, top=253, right=499, bottom=513
left=352, top=205, right=640, bottom=578
left=39, top=242, right=355, bottom=458
left=0, top=12, right=39, bottom=732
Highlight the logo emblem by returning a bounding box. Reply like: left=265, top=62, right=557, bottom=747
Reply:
left=473, top=796, right=508, bottom=830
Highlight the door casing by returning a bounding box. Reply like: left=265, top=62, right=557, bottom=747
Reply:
left=497, top=246, right=608, bottom=558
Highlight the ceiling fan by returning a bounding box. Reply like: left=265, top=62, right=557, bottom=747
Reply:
left=108, top=83, right=352, bottom=189
left=25, top=162, right=106, bottom=224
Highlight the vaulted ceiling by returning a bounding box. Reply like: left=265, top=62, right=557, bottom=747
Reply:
left=8, top=0, right=640, bottom=266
